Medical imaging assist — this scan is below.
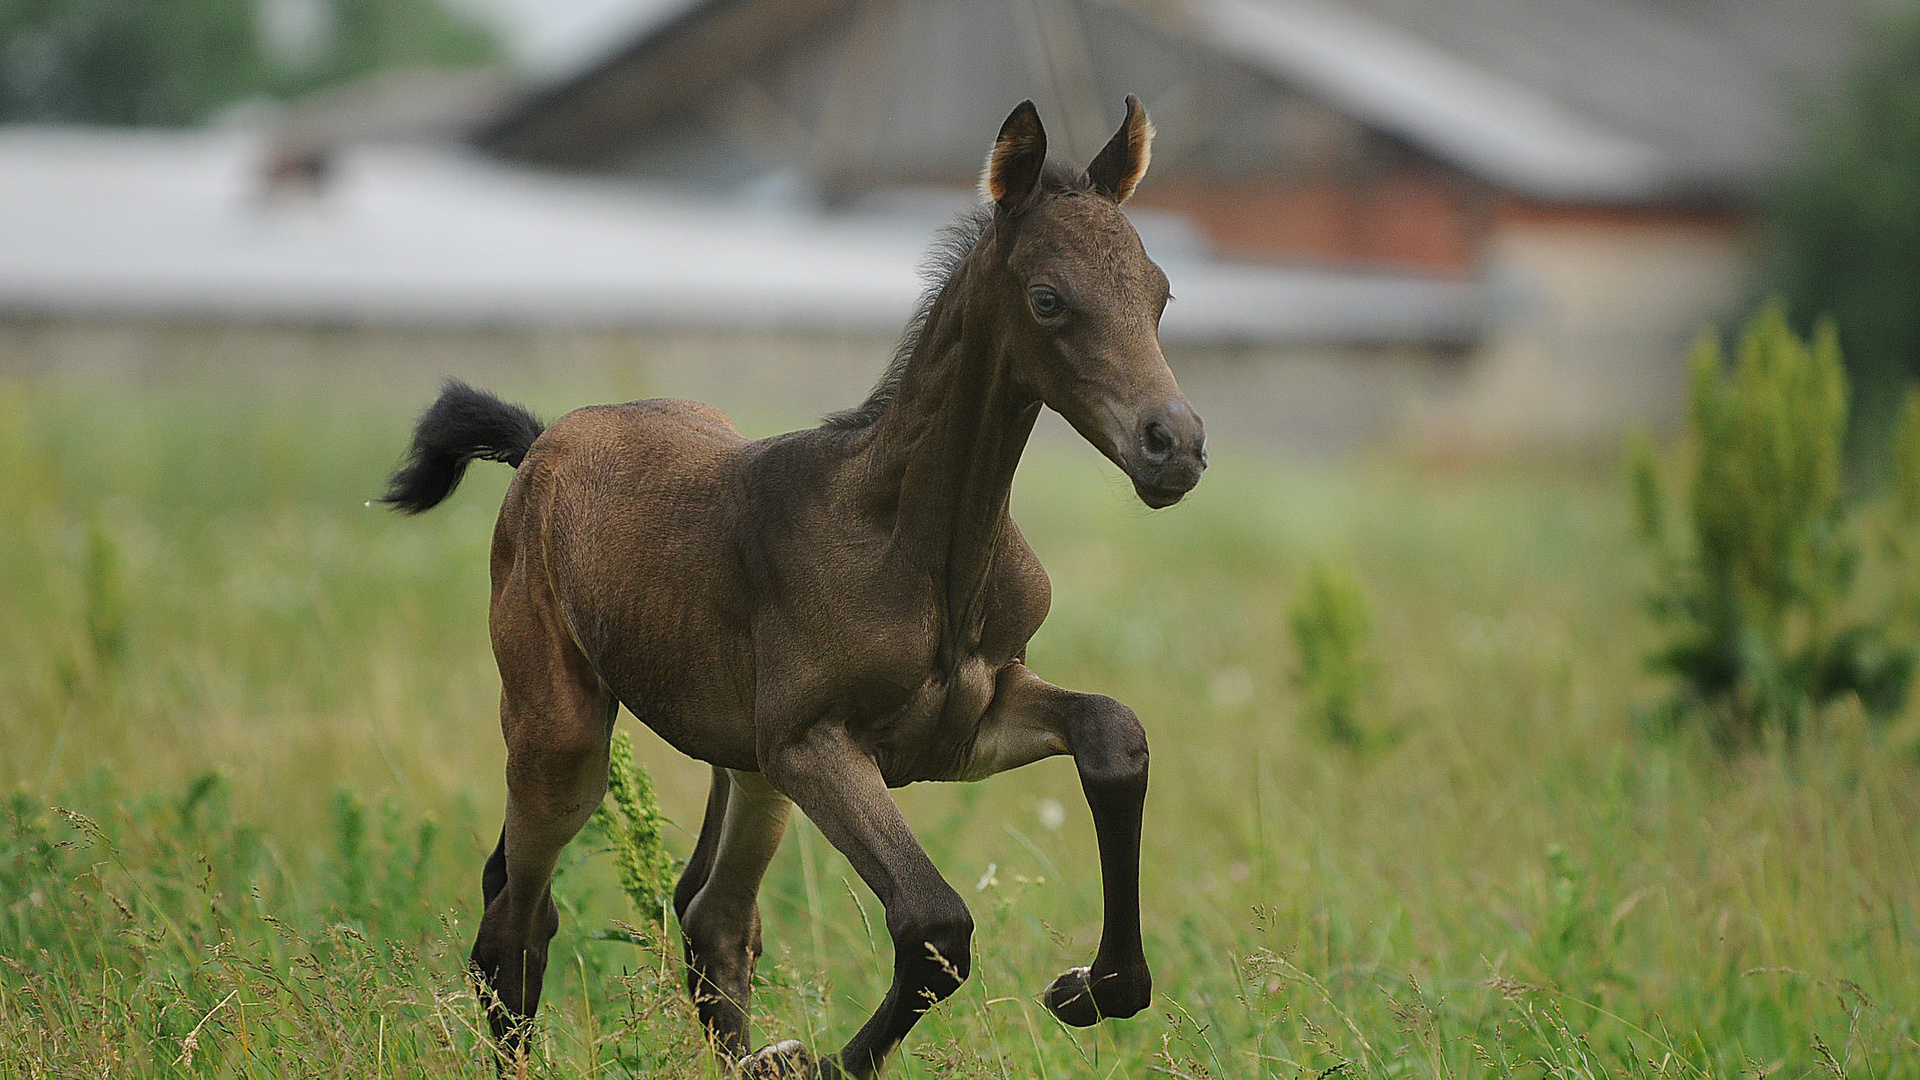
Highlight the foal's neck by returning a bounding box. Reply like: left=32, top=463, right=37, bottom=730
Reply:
left=859, top=256, right=1038, bottom=642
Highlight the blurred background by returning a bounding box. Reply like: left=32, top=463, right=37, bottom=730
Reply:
left=6, top=2, right=1920, bottom=1076
left=3, top=0, right=1913, bottom=452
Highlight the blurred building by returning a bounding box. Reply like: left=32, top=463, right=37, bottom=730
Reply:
left=0, top=0, right=1870, bottom=450
left=475, top=0, right=1860, bottom=448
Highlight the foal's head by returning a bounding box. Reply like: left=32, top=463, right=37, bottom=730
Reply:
left=979, top=97, right=1206, bottom=508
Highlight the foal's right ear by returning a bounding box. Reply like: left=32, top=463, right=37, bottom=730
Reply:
left=981, top=100, right=1048, bottom=211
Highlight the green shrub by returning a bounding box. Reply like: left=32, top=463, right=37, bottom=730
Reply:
left=82, top=516, right=128, bottom=669
left=1630, top=305, right=1919, bottom=744
left=1886, top=389, right=1920, bottom=561
left=322, top=788, right=440, bottom=934
left=1288, top=557, right=1379, bottom=747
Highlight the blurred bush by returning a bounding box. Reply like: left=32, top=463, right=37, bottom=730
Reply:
left=1630, top=305, right=1920, bottom=745
left=0, top=0, right=498, bottom=125
left=1288, top=556, right=1380, bottom=748
left=1760, top=4, right=1920, bottom=449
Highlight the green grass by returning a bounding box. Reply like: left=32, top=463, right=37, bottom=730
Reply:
left=3, top=369, right=1918, bottom=1077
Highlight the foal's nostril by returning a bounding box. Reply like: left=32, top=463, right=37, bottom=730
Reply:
left=1142, top=421, right=1174, bottom=462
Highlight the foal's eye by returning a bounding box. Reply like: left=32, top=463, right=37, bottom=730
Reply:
left=1028, top=286, right=1065, bottom=320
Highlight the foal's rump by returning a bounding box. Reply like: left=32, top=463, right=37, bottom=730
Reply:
left=498, top=398, right=761, bottom=768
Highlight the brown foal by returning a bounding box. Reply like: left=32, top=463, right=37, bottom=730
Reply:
left=382, top=97, right=1205, bottom=1078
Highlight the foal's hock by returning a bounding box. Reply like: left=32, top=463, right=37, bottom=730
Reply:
left=383, top=96, right=1205, bottom=1078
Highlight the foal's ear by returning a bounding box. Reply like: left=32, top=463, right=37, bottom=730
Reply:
left=1084, top=95, right=1154, bottom=204
left=981, top=100, right=1048, bottom=211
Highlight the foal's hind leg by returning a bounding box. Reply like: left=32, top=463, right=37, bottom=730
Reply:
left=673, top=765, right=732, bottom=925
left=677, top=769, right=791, bottom=1060
left=469, top=620, right=616, bottom=1057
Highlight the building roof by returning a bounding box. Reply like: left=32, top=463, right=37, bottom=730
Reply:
left=1193, top=0, right=1675, bottom=202
left=481, top=0, right=704, bottom=81
left=0, top=126, right=1482, bottom=346
left=479, top=0, right=1861, bottom=205
left=1198, top=0, right=1832, bottom=203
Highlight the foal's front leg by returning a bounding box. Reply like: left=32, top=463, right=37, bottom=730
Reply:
left=974, top=665, right=1154, bottom=1025
left=754, top=724, right=976, bottom=1080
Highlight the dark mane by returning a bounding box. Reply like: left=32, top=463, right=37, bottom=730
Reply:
left=822, top=164, right=1091, bottom=430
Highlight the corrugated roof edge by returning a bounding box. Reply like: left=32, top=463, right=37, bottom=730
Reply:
left=1195, top=0, right=1682, bottom=203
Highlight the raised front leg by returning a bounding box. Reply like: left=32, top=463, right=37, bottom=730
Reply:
left=972, top=665, right=1153, bottom=1025
left=755, top=725, right=975, bottom=1080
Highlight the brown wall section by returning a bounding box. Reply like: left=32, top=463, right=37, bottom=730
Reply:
left=1139, top=175, right=1745, bottom=287
left=1489, top=197, right=1746, bottom=235
left=1142, top=170, right=1486, bottom=276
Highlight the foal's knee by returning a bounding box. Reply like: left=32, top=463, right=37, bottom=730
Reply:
left=1068, top=696, right=1149, bottom=787
left=893, top=894, right=974, bottom=998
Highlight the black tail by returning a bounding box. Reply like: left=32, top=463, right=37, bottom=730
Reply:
left=380, top=380, right=546, bottom=514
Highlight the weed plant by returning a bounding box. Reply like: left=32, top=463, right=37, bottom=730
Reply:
left=587, top=729, right=679, bottom=932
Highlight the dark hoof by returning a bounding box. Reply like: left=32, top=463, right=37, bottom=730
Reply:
left=1044, top=965, right=1151, bottom=1027
left=1043, top=966, right=1103, bottom=1027
left=738, top=1040, right=821, bottom=1079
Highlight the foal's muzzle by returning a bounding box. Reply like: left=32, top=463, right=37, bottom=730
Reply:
left=1127, top=400, right=1207, bottom=508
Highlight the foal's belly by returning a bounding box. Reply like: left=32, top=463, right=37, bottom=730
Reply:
left=607, top=669, right=761, bottom=774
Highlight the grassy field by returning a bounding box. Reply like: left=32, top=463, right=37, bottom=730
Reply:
left=2, top=366, right=1917, bottom=1078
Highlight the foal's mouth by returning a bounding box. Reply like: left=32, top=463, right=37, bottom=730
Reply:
left=1130, top=475, right=1195, bottom=509
left=1119, top=398, right=1206, bottom=509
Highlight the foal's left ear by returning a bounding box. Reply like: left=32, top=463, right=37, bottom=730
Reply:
left=1084, top=95, right=1154, bottom=204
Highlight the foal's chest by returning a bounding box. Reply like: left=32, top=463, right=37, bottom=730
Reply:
left=784, top=507, right=1052, bottom=783
left=860, top=574, right=1048, bottom=783
left=863, top=653, right=1002, bottom=786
